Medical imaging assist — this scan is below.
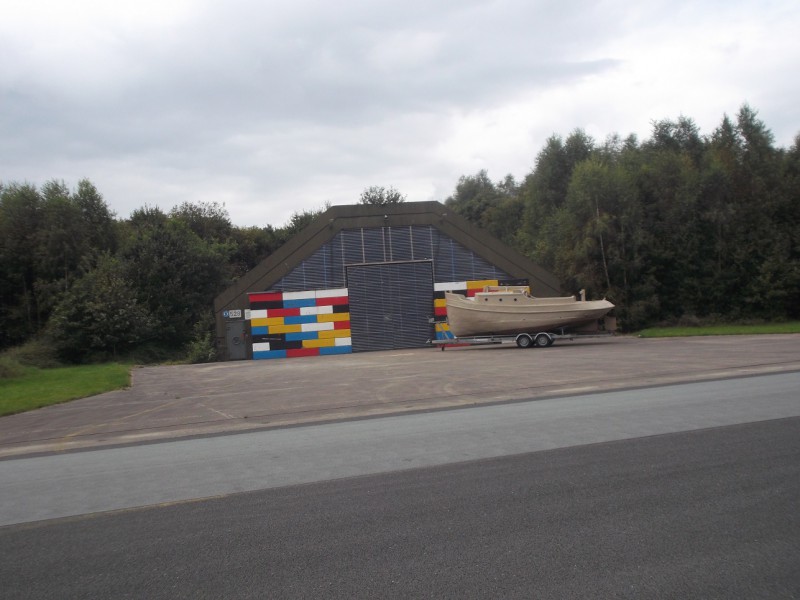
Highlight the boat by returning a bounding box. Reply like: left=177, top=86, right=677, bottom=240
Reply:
left=444, top=286, right=614, bottom=338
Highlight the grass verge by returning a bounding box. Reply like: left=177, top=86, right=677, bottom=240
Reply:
left=0, top=363, right=132, bottom=417
left=638, top=322, right=800, bottom=338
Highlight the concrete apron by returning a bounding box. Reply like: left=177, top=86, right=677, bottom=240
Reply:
left=1, top=334, right=799, bottom=458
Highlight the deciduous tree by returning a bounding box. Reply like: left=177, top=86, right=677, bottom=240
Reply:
left=359, top=186, right=406, bottom=205
left=49, top=255, right=155, bottom=362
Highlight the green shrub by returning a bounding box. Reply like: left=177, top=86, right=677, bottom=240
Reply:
left=185, top=331, right=217, bottom=364
left=0, top=355, right=26, bottom=379
left=0, top=337, right=62, bottom=376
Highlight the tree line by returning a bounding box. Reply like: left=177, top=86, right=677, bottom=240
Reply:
left=1, top=104, right=797, bottom=364
left=0, top=182, right=325, bottom=363
left=445, top=105, right=799, bottom=329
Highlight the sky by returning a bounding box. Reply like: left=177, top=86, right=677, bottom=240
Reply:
left=2, top=0, right=798, bottom=228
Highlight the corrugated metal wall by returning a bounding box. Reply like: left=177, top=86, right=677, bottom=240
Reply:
left=272, top=226, right=513, bottom=292
left=347, top=261, right=434, bottom=352
left=251, top=225, right=516, bottom=355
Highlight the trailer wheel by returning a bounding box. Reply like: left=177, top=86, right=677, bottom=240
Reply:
left=516, top=334, right=533, bottom=348
left=534, top=333, right=552, bottom=348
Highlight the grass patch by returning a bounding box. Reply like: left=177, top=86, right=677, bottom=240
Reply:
left=638, top=322, right=800, bottom=338
left=0, top=363, right=132, bottom=417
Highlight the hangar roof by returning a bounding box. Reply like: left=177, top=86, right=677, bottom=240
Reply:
left=214, top=201, right=560, bottom=314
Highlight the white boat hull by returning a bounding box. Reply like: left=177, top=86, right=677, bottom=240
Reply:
left=445, top=291, right=614, bottom=337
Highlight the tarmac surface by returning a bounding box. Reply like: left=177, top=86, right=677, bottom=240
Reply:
left=4, top=417, right=798, bottom=599
left=1, top=334, right=799, bottom=458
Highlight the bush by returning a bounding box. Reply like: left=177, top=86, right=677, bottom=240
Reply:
left=0, top=354, right=26, bottom=379
left=184, top=313, right=217, bottom=364
left=185, top=331, right=217, bottom=364
left=0, top=336, right=62, bottom=374
left=49, top=255, right=155, bottom=363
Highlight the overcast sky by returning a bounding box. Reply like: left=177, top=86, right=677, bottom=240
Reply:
left=2, top=0, right=798, bottom=228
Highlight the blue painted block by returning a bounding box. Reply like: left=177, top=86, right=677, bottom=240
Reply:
left=320, top=345, right=352, bottom=355
left=253, top=349, right=288, bottom=360
left=252, top=326, right=268, bottom=335
left=285, top=331, right=319, bottom=341
left=284, top=315, right=318, bottom=325
left=284, top=298, right=317, bottom=309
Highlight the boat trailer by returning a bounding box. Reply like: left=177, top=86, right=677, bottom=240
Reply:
left=428, top=317, right=617, bottom=350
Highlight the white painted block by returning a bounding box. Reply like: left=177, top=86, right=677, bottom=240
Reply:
left=315, top=288, right=348, bottom=298
left=434, top=281, right=467, bottom=292
left=300, top=305, right=334, bottom=316
left=252, top=342, right=271, bottom=352
left=283, top=290, right=316, bottom=301
left=301, top=322, right=335, bottom=332
left=249, top=309, right=267, bottom=319
left=334, top=337, right=352, bottom=346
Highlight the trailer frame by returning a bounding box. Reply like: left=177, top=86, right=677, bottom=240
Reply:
left=428, top=324, right=615, bottom=350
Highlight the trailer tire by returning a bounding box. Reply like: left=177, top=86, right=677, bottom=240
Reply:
left=516, top=334, right=533, bottom=348
left=534, top=333, right=552, bottom=348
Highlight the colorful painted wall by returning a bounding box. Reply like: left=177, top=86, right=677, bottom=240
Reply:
left=248, top=278, right=529, bottom=358
left=249, top=288, right=352, bottom=359
left=432, top=279, right=529, bottom=341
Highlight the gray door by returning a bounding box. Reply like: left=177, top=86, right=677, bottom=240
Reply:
left=226, top=320, right=247, bottom=360
left=347, top=261, right=434, bottom=352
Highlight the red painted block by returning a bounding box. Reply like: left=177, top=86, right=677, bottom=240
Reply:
left=434, top=306, right=448, bottom=316
left=267, top=308, right=301, bottom=317
left=333, top=320, right=351, bottom=330
left=466, top=289, right=479, bottom=297
left=287, top=347, right=320, bottom=358
left=316, top=296, right=349, bottom=307
left=249, top=292, right=283, bottom=303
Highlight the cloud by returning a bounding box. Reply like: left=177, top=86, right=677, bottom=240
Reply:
left=1, top=0, right=798, bottom=227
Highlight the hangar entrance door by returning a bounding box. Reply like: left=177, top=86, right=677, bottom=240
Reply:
left=225, top=320, right=248, bottom=360
left=347, top=261, right=434, bottom=352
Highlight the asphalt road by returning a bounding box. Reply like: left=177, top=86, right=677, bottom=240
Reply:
left=2, top=372, right=799, bottom=526
left=1, top=372, right=799, bottom=598
left=1, top=417, right=798, bottom=599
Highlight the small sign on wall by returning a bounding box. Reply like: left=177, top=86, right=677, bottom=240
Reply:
left=223, top=309, right=242, bottom=319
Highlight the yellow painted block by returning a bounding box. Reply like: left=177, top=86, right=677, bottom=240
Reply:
left=268, top=324, right=302, bottom=334
left=319, top=329, right=352, bottom=339
left=434, top=298, right=447, bottom=308
left=252, top=317, right=284, bottom=327
left=467, top=279, right=498, bottom=290
left=303, top=338, right=336, bottom=348
left=435, top=322, right=450, bottom=332
left=317, top=312, right=350, bottom=322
